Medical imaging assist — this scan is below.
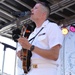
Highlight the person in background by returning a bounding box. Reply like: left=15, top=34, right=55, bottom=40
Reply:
left=17, top=2, right=64, bottom=75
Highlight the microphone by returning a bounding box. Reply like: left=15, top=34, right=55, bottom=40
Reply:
left=0, top=42, right=16, bottom=50
left=11, top=11, right=31, bottom=17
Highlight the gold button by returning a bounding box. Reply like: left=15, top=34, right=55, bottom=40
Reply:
left=33, top=64, right=37, bottom=68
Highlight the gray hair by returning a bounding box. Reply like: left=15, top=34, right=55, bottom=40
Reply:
left=37, top=2, right=51, bottom=18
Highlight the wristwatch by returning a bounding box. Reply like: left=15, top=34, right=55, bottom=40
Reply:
left=30, top=45, right=35, bottom=51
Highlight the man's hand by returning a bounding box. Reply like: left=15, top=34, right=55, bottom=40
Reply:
left=16, top=50, right=22, bottom=60
left=18, top=37, right=31, bottom=50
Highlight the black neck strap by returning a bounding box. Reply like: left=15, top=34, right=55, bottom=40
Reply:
left=28, top=27, right=44, bottom=43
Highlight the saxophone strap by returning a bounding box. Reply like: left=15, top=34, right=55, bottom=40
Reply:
left=28, top=27, right=44, bottom=43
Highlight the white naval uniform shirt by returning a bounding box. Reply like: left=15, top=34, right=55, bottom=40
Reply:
left=16, top=20, right=63, bottom=75
left=28, top=20, right=63, bottom=61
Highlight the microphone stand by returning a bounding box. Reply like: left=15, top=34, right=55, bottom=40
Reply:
left=0, top=42, right=16, bottom=75
left=1, top=44, right=6, bottom=75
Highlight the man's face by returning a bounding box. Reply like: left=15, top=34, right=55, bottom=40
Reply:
left=30, top=3, right=43, bottom=21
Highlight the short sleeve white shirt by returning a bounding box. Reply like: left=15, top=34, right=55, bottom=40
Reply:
left=28, top=20, right=64, bottom=64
